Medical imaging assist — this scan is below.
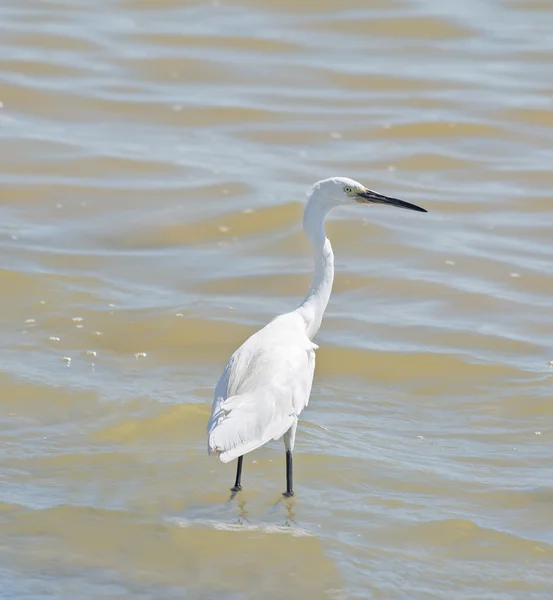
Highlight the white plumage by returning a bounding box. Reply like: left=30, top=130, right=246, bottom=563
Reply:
left=208, top=311, right=317, bottom=463
left=207, top=177, right=426, bottom=496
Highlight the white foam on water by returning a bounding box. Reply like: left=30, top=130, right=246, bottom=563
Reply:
left=168, top=516, right=313, bottom=537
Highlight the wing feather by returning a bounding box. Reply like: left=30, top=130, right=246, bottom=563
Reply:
left=208, top=389, right=294, bottom=463
left=207, top=312, right=317, bottom=461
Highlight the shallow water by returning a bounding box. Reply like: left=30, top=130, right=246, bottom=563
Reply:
left=1, top=0, right=552, bottom=598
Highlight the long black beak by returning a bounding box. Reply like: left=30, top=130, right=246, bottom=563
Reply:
left=357, top=189, right=427, bottom=213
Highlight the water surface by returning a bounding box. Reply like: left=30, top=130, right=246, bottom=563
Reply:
left=1, top=0, right=552, bottom=598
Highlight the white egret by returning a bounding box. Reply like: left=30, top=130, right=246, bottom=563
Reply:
left=207, top=177, right=427, bottom=496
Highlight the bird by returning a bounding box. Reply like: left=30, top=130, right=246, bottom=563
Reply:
left=207, top=177, right=427, bottom=497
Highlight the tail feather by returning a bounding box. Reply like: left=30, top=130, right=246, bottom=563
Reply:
left=207, top=391, right=293, bottom=462
left=217, top=437, right=269, bottom=463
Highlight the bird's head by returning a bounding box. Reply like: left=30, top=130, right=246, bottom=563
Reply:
left=310, top=177, right=427, bottom=213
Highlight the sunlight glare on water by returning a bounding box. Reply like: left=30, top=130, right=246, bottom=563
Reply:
left=0, top=0, right=552, bottom=598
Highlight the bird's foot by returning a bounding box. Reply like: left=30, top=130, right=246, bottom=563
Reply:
left=230, top=484, right=242, bottom=493
left=282, top=490, right=294, bottom=498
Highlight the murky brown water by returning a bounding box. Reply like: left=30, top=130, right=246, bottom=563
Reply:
left=1, top=0, right=553, bottom=598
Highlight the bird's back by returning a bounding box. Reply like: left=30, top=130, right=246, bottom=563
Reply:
left=207, top=310, right=317, bottom=462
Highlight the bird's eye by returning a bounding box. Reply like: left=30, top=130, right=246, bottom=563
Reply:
left=344, top=186, right=352, bottom=194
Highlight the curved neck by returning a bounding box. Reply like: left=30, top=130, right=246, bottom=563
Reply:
left=297, top=199, right=335, bottom=339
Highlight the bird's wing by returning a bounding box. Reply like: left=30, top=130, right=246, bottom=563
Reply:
left=208, top=388, right=291, bottom=463
left=207, top=321, right=316, bottom=463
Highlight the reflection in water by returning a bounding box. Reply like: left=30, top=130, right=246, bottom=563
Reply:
left=283, top=497, right=298, bottom=530
left=235, top=496, right=250, bottom=527
left=1, top=0, right=553, bottom=598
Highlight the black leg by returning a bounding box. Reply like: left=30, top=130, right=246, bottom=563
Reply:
left=283, top=449, right=294, bottom=497
left=230, top=455, right=243, bottom=492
